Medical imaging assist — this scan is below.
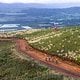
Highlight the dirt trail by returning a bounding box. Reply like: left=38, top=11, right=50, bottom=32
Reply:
left=15, top=39, right=80, bottom=78
left=1, top=38, right=80, bottom=78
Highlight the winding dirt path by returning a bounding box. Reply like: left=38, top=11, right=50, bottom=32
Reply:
left=15, top=39, right=80, bottom=78
left=1, top=38, right=80, bottom=78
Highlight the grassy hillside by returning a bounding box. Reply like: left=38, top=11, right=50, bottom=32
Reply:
left=22, top=27, right=80, bottom=64
left=1, top=28, right=80, bottom=80
left=0, top=40, right=65, bottom=80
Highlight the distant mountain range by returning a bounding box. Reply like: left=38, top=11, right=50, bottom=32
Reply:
left=0, top=3, right=80, bottom=9
left=0, top=3, right=80, bottom=28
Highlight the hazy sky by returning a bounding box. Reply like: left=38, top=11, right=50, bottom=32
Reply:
left=0, top=0, right=80, bottom=3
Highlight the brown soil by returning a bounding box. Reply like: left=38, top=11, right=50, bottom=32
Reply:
left=1, top=38, right=80, bottom=78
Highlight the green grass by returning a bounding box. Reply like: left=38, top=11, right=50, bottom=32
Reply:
left=1, top=28, right=80, bottom=80
left=21, top=27, right=80, bottom=64
left=0, top=40, right=64, bottom=80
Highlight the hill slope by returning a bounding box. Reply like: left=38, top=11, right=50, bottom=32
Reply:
left=21, top=27, right=80, bottom=64
left=0, top=40, right=62, bottom=80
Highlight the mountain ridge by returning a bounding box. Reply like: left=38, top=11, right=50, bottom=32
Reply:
left=0, top=3, right=80, bottom=8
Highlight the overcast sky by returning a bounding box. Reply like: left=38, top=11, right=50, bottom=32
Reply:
left=0, top=0, right=80, bottom=3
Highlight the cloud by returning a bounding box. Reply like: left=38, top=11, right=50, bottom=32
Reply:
left=0, top=0, right=50, bottom=3
left=0, top=0, right=80, bottom=3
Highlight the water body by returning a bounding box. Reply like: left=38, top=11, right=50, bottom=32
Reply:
left=0, top=24, right=32, bottom=32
